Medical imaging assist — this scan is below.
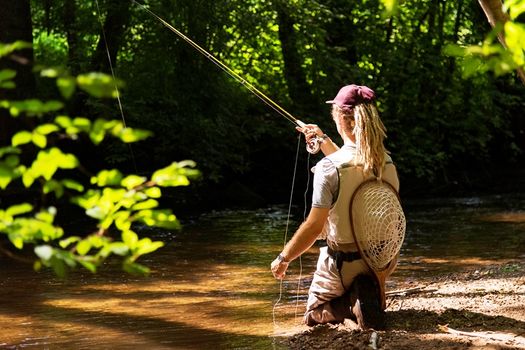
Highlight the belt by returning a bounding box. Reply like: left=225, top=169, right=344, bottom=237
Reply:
left=327, top=246, right=362, bottom=271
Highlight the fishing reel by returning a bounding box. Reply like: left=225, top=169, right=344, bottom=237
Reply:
left=305, top=136, right=322, bottom=154
left=296, top=120, right=324, bottom=154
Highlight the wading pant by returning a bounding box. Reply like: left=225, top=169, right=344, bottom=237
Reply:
left=304, top=246, right=370, bottom=326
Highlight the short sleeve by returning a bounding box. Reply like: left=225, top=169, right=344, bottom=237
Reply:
left=311, top=157, right=338, bottom=208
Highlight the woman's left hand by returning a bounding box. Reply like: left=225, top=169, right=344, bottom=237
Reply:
left=271, top=258, right=289, bottom=280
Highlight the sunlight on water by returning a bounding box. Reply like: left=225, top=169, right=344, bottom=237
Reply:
left=0, top=194, right=523, bottom=349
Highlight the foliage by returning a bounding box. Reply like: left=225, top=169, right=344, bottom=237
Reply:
left=444, top=0, right=525, bottom=78
left=0, top=42, right=200, bottom=277
left=10, top=0, right=525, bottom=201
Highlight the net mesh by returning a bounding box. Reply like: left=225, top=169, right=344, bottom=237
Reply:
left=351, top=179, right=406, bottom=272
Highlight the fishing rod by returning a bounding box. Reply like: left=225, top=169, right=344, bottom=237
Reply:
left=132, top=0, right=323, bottom=154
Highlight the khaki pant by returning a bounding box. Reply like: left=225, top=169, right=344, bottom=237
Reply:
left=304, top=246, right=370, bottom=325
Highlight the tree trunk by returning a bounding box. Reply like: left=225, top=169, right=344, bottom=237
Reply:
left=91, top=0, right=131, bottom=73
left=478, top=0, right=525, bottom=84
left=453, top=0, right=465, bottom=42
left=275, top=2, right=315, bottom=115
left=0, top=0, right=35, bottom=145
left=0, top=0, right=35, bottom=98
left=64, top=0, right=81, bottom=75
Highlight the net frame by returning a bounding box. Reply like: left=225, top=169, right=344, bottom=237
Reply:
left=349, top=178, right=406, bottom=310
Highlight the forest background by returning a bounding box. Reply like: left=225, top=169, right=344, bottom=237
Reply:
left=2, top=0, right=524, bottom=211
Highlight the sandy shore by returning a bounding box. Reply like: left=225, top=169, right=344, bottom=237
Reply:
left=276, top=261, right=525, bottom=349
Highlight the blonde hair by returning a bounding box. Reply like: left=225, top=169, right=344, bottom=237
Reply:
left=333, top=103, right=388, bottom=178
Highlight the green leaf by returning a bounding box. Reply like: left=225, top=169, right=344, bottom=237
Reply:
left=0, top=162, right=17, bottom=189
left=144, top=187, right=162, bottom=198
left=57, top=76, right=76, bottom=99
left=122, top=230, right=138, bottom=248
left=40, top=68, right=60, bottom=78
left=115, top=128, right=153, bottom=143
left=33, top=260, right=42, bottom=271
left=135, top=238, right=164, bottom=256
left=134, top=209, right=180, bottom=229
left=0, top=41, right=32, bottom=58
left=151, top=161, right=199, bottom=187
left=43, top=100, right=65, bottom=113
left=131, top=199, right=159, bottom=211
left=114, top=211, right=131, bottom=231
left=7, top=99, right=64, bottom=116
left=76, top=240, right=92, bottom=256
left=59, top=236, right=81, bottom=249
left=12, top=131, right=33, bottom=146
left=88, top=234, right=107, bottom=248
left=61, top=179, right=84, bottom=192
left=110, top=242, right=129, bottom=256
left=121, top=175, right=146, bottom=190
left=381, top=0, right=399, bottom=17
left=77, top=72, right=124, bottom=98
left=78, top=260, right=97, bottom=273
left=6, top=203, right=33, bottom=216
left=9, top=234, right=24, bottom=249
left=0, top=146, right=20, bottom=157
left=443, top=44, right=466, bottom=57
left=35, top=124, right=60, bottom=135
left=0, top=81, right=16, bottom=89
left=89, top=119, right=107, bottom=144
left=43, top=180, right=64, bottom=197
left=505, top=0, right=525, bottom=20
left=91, top=169, right=123, bottom=186
left=86, top=206, right=105, bottom=220
left=123, top=261, right=150, bottom=276
left=73, top=117, right=92, bottom=132
left=35, top=245, right=53, bottom=261
left=36, top=207, right=57, bottom=224
left=54, top=115, right=72, bottom=128
left=50, top=257, right=67, bottom=278
left=5, top=155, right=19, bottom=167
left=32, top=132, right=47, bottom=148
left=22, top=171, right=35, bottom=187
left=0, top=69, right=16, bottom=82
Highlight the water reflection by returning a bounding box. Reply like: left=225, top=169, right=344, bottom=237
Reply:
left=0, top=194, right=523, bottom=349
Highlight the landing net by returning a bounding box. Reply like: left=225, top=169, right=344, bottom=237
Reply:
left=350, top=179, right=406, bottom=272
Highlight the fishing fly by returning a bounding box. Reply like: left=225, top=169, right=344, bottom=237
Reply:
left=132, top=0, right=324, bottom=154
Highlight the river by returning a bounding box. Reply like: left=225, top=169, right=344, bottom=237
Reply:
left=0, top=193, right=523, bottom=349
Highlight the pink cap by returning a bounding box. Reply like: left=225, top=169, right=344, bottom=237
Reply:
left=326, top=84, right=376, bottom=109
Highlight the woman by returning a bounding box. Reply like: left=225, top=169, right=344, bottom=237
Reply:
left=270, top=84, right=400, bottom=329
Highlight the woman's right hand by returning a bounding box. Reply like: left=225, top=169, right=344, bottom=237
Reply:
left=295, top=123, right=325, bottom=144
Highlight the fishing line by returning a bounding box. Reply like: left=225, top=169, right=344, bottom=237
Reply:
left=131, top=0, right=300, bottom=127
left=272, top=133, right=301, bottom=327
left=132, top=0, right=318, bottom=328
left=94, top=0, right=138, bottom=173
left=293, top=151, right=312, bottom=321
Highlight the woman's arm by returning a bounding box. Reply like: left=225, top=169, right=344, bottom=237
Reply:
left=271, top=207, right=329, bottom=279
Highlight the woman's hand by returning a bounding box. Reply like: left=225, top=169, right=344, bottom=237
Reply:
left=271, top=256, right=289, bottom=280
left=296, top=123, right=338, bottom=156
left=296, top=123, right=324, bottom=144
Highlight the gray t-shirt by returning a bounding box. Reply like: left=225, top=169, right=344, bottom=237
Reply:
left=311, top=144, right=394, bottom=209
left=311, top=144, right=357, bottom=209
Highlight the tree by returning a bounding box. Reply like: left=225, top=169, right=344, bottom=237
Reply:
left=0, top=0, right=34, bottom=97
left=477, top=0, right=525, bottom=83
left=275, top=1, right=316, bottom=114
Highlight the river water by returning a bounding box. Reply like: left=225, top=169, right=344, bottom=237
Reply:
left=0, top=193, right=523, bottom=349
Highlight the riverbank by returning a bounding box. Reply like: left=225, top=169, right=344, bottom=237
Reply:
left=277, top=261, right=525, bottom=349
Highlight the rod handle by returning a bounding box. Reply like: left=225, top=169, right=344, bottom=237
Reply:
left=295, top=120, right=321, bottom=154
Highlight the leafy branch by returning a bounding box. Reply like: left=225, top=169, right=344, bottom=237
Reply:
left=0, top=42, right=200, bottom=277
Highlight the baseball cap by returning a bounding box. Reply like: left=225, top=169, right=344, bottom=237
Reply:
left=325, top=84, right=376, bottom=108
